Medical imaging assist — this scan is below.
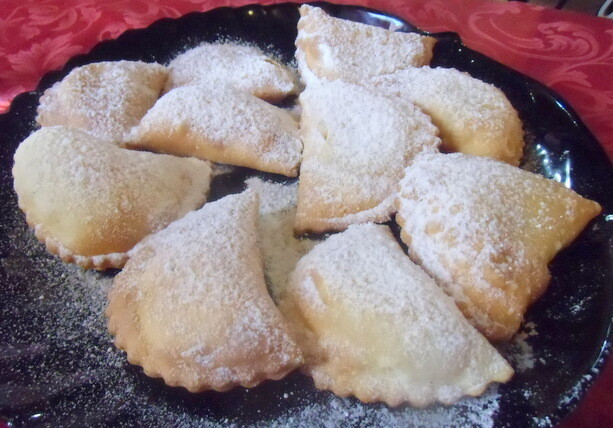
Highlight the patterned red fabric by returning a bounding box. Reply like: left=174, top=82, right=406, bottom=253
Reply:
left=0, top=0, right=611, bottom=426
left=0, top=0, right=611, bottom=160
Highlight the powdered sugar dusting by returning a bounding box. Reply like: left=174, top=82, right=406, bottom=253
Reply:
left=36, top=61, right=167, bottom=143
left=0, top=2, right=606, bottom=425
left=111, top=191, right=302, bottom=390
left=165, top=43, right=298, bottom=101
left=284, top=224, right=512, bottom=407
left=296, top=5, right=435, bottom=84
left=507, top=322, right=539, bottom=373
left=270, top=388, right=501, bottom=428
left=370, top=66, right=525, bottom=165
left=246, top=178, right=316, bottom=302
left=12, top=126, right=212, bottom=264
left=398, top=153, right=535, bottom=288
left=133, top=84, right=302, bottom=176
left=295, top=80, right=440, bottom=232
left=396, top=152, right=597, bottom=339
left=211, top=163, right=238, bottom=178
left=0, top=165, right=564, bottom=427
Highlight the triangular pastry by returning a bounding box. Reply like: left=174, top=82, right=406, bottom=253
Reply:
left=129, top=85, right=302, bottom=177
left=165, top=43, right=298, bottom=102
left=295, top=80, right=440, bottom=234
left=396, top=153, right=601, bottom=341
left=371, top=67, right=525, bottom=165
left=36, top=61, right=167, bottom=143
left=279, top=223, right=513, bottom=407
left=12, top=126, right=212, bottom=270
left=106, top=190, right=304, bottom=392
left=296, top=5, right=436, bottom=85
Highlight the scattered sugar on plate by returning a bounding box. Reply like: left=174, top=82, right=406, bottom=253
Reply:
left=246, top=177, right=316, bottom=301
left=269, top=388, right=502, bottom=428
left=506, top=322, right=539, bottom=372
left=0, top=167, right=585, bottom=427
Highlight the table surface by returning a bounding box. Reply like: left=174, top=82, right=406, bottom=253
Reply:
left=0, top=0, right=611, bottom=426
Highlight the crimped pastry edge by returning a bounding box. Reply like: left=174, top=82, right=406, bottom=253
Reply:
left=106, top=290, right=304, bottom=393
left=293, top=194, right=395, bottom=235
left=302, top=364, right=513, bottom=408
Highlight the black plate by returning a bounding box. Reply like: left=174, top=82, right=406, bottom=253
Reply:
left=1, top=3, right=612, bottom=427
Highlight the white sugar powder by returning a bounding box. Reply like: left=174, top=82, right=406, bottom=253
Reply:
left=246, top=178, right=316, bottom=302
left=269, top=389, right=501, bottom=428
left=0, top=173, right=508, bottom=426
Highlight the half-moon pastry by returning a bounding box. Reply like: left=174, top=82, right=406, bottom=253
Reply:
left=295, top=80, right=440, bottom=234
left=296, top=5, right=436, bottom=85
left=129, top=85, right=303, bottom=177
left=396, top=153, right=602, bottom=341
left=36, top=61, right=167, bottom=143
left=279, top=223, right=513, bottom=407
left=165, top=43, right=298, bottom=102
left=371, top=67, right=525, bottom=165
left=106, top=190, right=304, bottom=392
left=12, top=126, right=212, bottom=270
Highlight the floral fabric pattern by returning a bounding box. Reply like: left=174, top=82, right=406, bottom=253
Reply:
left=0, top=0, right=611, bottom=159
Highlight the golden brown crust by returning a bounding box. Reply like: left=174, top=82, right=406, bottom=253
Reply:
left=106, top=191, right=304, bottom=392
left=107, top=276, right=300, bottom=392
left=293, top=197, right=394, bottom=235
left=305, top=371, right=505, bottom=408
left=12, top=127, right=212, bottom=270
left=164, top=43, right=298, bottom=103
left=29, top=216, right=128, bottom=270
left=36, top=61, right=168, bottom=143
left=130, top=85, right=302, bottom=177
left=296, top=5, right=436, bottom=85
left=280, top=224, right=513, bottom=407
left=370, top=67, right=525, bottom=166
left=396, top=153, right=602, bottom=341
left=294, top=80, right=440, bottom=235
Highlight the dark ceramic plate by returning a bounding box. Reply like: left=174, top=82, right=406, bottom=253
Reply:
left=1, top=3, right=612, bottom=427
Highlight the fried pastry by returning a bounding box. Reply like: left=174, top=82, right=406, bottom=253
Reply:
left=295, top=80, right=440, bottom=234
left=371, top=67, right=525, bottom=165
left=279, top=223, right=513, bottom=407
left=296, top=5, right=436, bottom=85
left=36, top=61, right=167, bottom=143
left=164, top=43, right=298, bottom=102
left=12, top=126, right=212, bottom=270
left=106, top=190, right=304, bottom=392
left=129, top=85, right=302, bottom=177
left=396, top=153, right=601, bottom=341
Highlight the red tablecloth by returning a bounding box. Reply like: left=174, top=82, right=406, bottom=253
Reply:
left=0, top=0, right=611, bottom=426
